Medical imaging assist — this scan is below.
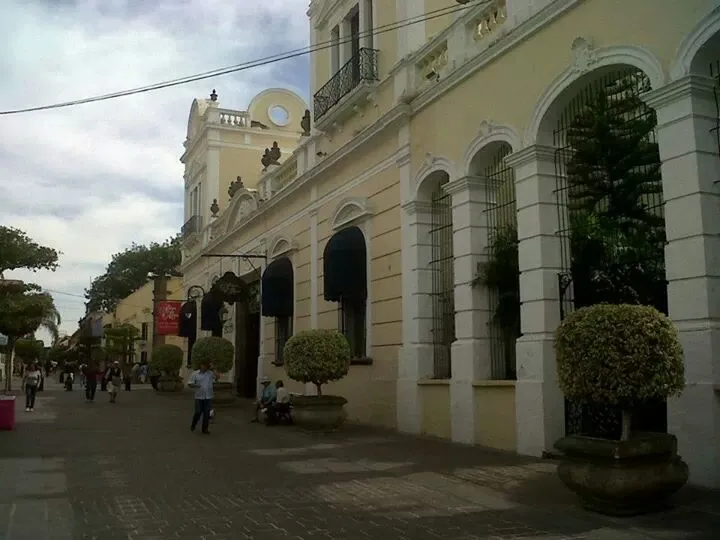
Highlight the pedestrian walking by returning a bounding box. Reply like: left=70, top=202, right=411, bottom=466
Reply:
left=188, top=360, right=215, bottom=434
left=106, top=362, right=122, bottom=403
left=22, top=362, right=42, bottom=412
left=83, top=363, right=100, bottom=403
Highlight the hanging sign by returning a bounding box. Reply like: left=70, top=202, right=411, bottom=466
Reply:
left=155, top=301, right=182, bottom=335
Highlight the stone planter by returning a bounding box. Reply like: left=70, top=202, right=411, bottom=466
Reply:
left=157, top=376, right=183, bottom=392
left=212, top=381, right=236, bottom=407
left=292, top=395, right=347, bottom=431
left=555, top=433, right=689, bottom=516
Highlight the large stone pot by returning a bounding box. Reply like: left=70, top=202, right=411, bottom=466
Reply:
left=292, top=395, right=348, bottom=431
left=555, top=433, right=688, bottom=516
left=212, top=381, right=236, bottom=407
left=157, top=376, right=183, bottom=392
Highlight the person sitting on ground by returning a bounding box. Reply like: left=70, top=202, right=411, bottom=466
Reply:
left=251, top=376, right=276, bottom=423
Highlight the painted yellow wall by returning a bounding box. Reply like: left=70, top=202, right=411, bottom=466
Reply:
left=425, top=0, right=455, bottom=43
left=419, top=382, right=451, bottom=439
left=410, top=0, right=715, bottom=176
left=103, top=277, right=187, bottom=363
left=474, top=382, right=517, bottom=451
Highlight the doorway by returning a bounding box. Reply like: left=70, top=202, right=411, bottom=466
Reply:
left=234, top=287, right=260, bottom=399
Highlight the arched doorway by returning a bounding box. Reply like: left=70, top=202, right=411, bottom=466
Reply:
left=548, top=67, right=668, bottom=438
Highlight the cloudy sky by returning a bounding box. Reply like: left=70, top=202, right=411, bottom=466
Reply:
left=1, top=0, right=310, bottom=342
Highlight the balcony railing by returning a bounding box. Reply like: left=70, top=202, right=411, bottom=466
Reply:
left=313, top=47, right=379, bottom=121
left=181, top=215, right=203, bottom=239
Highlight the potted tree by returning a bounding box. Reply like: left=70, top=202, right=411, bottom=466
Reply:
left=191, top=336, right=234, bottom=406
left=554, top=303, right=687, bottom=516
left=150, top=344, right=184, bottom=392
left=283, top=329, right=351, bottom=430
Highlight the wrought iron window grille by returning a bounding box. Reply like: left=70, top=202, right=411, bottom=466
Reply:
left=313, top=48, right=379, bottom=121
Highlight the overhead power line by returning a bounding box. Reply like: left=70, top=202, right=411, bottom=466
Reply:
left=0, top=1, right=486, bottom=115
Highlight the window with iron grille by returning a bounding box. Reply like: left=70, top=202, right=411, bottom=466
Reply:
left=429, top=179, right=454, bottom=379
left=274, top=316, right=293, bottom=365
left=339, top=297, right=366, bottom=358
left=141, top=323, right=148, bottom=341
left=481, top=142, right=518, bottom=380
left=711, top=60, right=720, bottom=160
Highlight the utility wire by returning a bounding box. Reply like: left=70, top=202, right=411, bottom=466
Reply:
left=0, top=1, right=486, bottom=115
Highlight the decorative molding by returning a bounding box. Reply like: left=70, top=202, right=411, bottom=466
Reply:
left=642, top=75, right=717, bottom=112
left=670, top=4, right=720, bottom=80
left=504, top=144, right=556, bottom=169
left=401, top=200, right=434, bottom=216
left=443, top=175, right=489, bottom=196
left=525, top=43, right=666, bottom=146
left=460, top=121, right=521, bottom=175
left=570, top=36, right=597, bottom=74
left=413, top=154, right=456, bottom=199
left=331, top=197, right=374, bottom=230
left=268, top=234, right=297, bottom=259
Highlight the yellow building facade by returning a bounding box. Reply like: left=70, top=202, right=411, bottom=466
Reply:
left=103, top=277, right=186, bottom=364
left=181, top=0, right=720, bottom=488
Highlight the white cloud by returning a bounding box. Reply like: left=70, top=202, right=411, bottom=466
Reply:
left=1, top=0, right=310, bottom=340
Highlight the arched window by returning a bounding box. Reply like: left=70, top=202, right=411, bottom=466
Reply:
left=261, top=257, right=294, bottom=365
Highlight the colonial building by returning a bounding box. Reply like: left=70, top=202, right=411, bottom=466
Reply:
left=180, top=0, right=720, bottom=488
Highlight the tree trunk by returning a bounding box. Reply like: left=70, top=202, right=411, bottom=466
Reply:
left=315, top=383, right=322, bottom=396
left=621, top=409, right=632, bottom=441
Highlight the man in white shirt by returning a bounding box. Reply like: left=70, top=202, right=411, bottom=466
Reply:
left=188, top=360, right=215, bottom=434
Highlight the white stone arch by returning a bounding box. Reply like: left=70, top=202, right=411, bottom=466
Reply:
left=187, top=98, right=208, bottom=142
left=461, top=121, right=521, bottom=176
left=331, top=197, right=374, bottom=230
left=670, top=4, right=720, bottom=79
left=268, top=234, right=297, bottom=259
left=248, top=88, right=307, bottom=111
left=526, top=42, right=666, bottom=146
left=413, top=155, right=456, bottom=201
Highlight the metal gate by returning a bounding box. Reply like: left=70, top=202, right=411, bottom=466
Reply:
left=553, top=69, right=668, bottom=437
left=482, top=143, right=518, bottom=380
left=430, top=181, right=455, bottom=379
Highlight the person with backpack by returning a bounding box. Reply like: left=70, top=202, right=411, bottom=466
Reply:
left=23, top=362, right=42, bottom=412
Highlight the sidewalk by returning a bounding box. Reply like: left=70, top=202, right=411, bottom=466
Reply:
left=0, top=384, right=718, bottom=539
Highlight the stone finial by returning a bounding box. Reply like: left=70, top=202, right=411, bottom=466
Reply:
left=228, top=176, right=244, bottom=199
left=301, top=109, right=311, bottom=136
left=210, top=198, right=219, bottom=216
left=210, top=89, right=218, bottom=102
left=260, top=141, right=281, bottom=168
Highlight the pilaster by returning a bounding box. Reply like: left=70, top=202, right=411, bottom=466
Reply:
left=444, top=175, right=493, bottom=444
left=643, top=75, right=720, bottom=488
left=505, top=144, right=565, bottom=457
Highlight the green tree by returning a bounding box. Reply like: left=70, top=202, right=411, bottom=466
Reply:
left=0, top=226, right=59, bottom=277
left=565, top=72, right=666, bottom=311
left=0, top=281, right=59, bottom=390
left=85, top=235, right=182, bottom=312
left=14, top=338, right=44, bottom=364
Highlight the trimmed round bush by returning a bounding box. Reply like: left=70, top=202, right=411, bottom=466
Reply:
left=284, top=329, right=351, bottom=395
left=555, top=304, right=685, bottom=439
left=191, top=336, right=234, bottom=373
left=150, top=344, right=184, bottom=375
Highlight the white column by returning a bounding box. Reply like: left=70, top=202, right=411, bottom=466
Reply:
left=339, top=18, right=351, bottom=64
left=505, top=145, right=565, bottom=457
left=444, top=176, right=493, bottom=444
left=359, top=0, right=373, bottom=49
left=395, top=0, right=425, bottom=59
left=397, top=200, right=435, bottom=434
left=255, top=256, right=266, bottom=400
left=644, top=75, right=720, bottom=489
left=310, top=208, right=319, bottom=329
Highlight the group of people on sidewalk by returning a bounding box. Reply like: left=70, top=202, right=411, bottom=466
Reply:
left=79, top=361, right=124, bottom=403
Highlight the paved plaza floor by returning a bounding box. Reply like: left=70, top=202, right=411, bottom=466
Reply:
left=0, top=379, right=718, bottom=539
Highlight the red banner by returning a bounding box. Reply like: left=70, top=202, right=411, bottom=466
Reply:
left=155, top=301, right=182, bottom=336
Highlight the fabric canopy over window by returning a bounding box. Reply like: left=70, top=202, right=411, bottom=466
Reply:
left=200, top=290, right=223, bottom=333
left=323, top=226, right=367, bottom=302
left=178, top=301, right=197, bottom=338
left=261, top=257, right=294, bottom=318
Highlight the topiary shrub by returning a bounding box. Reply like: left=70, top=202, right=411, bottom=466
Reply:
left=191, top=336, right=234, bottom=374
left=150, top=344, right=184, bottom=376
left=555, top=303, right=685, bottom=441
left=284, top=329, right=351, bottom=396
